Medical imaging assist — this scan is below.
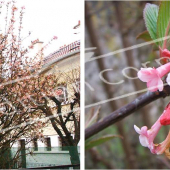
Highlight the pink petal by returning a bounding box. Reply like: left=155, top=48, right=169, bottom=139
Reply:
left=157, top=62, right=170, bottom=77
left=139, top=135, right=149, bottom=147
left=160, top=103, right=170, bottom=126
left=140, top=126, right=148, bottom=136
left=148, top=117, right=162, bottom=142
left=162, top=49, right=170, bottom=57
left=147, top=78, right=160, bottom=92
left=160, top=111, right=170, bottom=126
left=138, top=68, right=157, bottom=82
left=134, top=125, right=141, bottom=134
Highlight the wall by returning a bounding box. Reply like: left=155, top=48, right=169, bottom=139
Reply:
left=26, top=147, right=80, bottom=168
left=11, top=145, right=80, bottom=168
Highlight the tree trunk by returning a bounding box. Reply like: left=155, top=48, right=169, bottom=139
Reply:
left=0, top=143, right=12, bottom=169
left=68, top=145, right=80, bottom=169
left=85, top=2, right=137, bottom=168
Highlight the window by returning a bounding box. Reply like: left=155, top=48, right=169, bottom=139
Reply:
left=33, top=138, right=38, bottom=151
left=58, top=136, right=69, bottom=151
left=56, top=85, right=68, bottom=103
left=45, top=137, right=51, bottom=151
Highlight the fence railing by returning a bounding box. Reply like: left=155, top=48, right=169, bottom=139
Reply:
left=24, top=164, right=80, bottom=169
left=44, top=40, right=80, bottom=64
left=1, top=145, right=80, bottom=169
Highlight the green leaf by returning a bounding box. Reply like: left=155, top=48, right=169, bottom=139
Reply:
left=143, top=3, right=159, bottom=43
left=85, top=135, right=123, bottom=150
left=136, top=30, right=152, bottom=42
left=157, top=1, right=170, bottom=49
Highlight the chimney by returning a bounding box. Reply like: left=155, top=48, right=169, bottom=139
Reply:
left=35, top=41, right=43, bottom=52
left=34, top=41, right=44, bottom=59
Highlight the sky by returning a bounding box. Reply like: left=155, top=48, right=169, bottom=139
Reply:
left=0, top=0, right=81, bottom=56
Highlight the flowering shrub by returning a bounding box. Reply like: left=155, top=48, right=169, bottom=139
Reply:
left=0, top=0, right=58, bottom=140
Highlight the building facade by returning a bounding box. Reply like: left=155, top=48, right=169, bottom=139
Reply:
left=12, top=40, right=80, bottom=168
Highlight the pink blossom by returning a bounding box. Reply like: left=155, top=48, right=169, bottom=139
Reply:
left=160, top=103, right=170, bottom=126
left=31, top=39, right=39, bottom=44
left=18, top=26, right=23, bottom=30
left=53, top=36, right=58, bottom=40
left=134, top=116, right=162, bottom=153
left=135, top=119, right=170, bottom=156
left=11, top=18, right=15, bottom=22
left=21, top=6, right=25, bottom=10
left=12, top=6, right=17, bottom=12
left=162, top=49, right=170, bottom=58
left=138, top=62, right=170, bottom=92
left=159, top=48, right=170, bottom=63
left=28, top=45, right=34, bottom=49
left=135, top=103, right=170, bottom=157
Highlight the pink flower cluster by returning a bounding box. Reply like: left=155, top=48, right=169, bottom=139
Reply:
left=134, top=103, right=170, bottom=157
left=135, top=48, right=170, bottom=158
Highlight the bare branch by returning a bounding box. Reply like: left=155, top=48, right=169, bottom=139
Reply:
left=85, top=85, right=170, bottom=139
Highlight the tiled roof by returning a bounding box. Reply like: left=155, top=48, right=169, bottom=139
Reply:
left=44, top=40, right=80, bottom=65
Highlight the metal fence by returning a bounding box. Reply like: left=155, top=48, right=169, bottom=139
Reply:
left=0, top=146, right=80, bottom=169
left=22, top=164, right=80, bottom=169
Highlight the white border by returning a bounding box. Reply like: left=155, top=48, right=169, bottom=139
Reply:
left=80, top=0, right=85, bottom=170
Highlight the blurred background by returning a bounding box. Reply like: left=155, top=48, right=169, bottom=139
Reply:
left=85, top=1, right=170, bottom=169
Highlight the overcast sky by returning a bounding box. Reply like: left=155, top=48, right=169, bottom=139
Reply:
left=0, top=0, right=81, bottom=56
